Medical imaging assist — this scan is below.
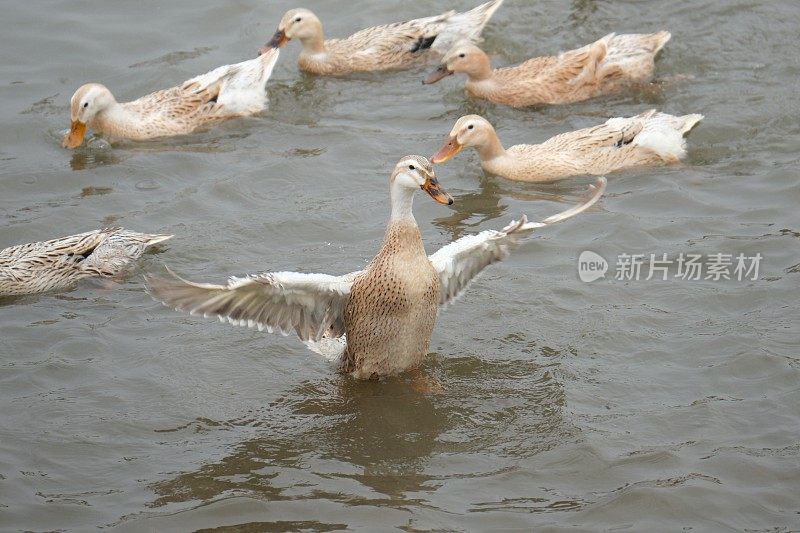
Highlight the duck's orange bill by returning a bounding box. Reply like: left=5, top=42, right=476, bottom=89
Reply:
left=422, top=176, right=454, bottom=205
left=430, top=136, right=463, bottom=164
left=62, top=120, right=87, bottom=149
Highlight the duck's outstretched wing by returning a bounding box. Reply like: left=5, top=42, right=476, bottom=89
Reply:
left=429, top=177, right=606, bottom=307
left=145, top=267, right=356, bottom=342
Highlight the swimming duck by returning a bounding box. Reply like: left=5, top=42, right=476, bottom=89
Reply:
left=259, top=1, right=503, bottom=76
left=146, top=156, right=605, bottom=379
left=0, top=229, right=172, bottom=296
left=62, top=48, right=280, bottom=148
left=431, top=111, right=703, bottom=182
left=424, top=32, right=671, bottom=107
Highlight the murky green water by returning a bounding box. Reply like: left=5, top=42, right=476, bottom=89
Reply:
left=1, top=0, right=799, bottom=530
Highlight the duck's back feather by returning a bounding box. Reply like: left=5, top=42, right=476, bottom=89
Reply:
left=0, top=229, right=171, bottom=295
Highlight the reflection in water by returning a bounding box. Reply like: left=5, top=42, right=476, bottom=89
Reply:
left=433, top=174, right=605, bottom=241
left=69, top=149, right=131, bottom=171
left=128, top=47, right=215, bottom=69
left=21, top=93, right=61, bottom=116
left=148, top=353, right=572, bottom=516
left=432, top=175, right=508, bottom=240
left=268, top=77, right=328, bottom=127
left=78, top=186, right=113, bottom=198
left=0, top=294, right=30, bottom=307
left=195, top=521, right=347, bottom=533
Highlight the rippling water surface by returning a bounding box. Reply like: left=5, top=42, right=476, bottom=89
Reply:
left=1, top=0, right=799, bottom=530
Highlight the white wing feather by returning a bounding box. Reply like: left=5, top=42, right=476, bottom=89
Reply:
left=430, top=177, right=606, bottom=306
left=146, top=267, right=355, bottom=342
left=431, top=0, right=504, bottom=53
left=180, top=48, right=280, bottom=115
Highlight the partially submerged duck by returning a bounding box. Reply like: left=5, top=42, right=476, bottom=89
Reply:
left=259, top=0, right=503, bottom=76
left=146, top=156, right=605, bottom=379
left=62, top=48, right=280, bottom=148
left=432, top=111, right=703, bottom=182
left=424, top=32, right=671, bottom=107
left=1, top=229, right=172, bottom=296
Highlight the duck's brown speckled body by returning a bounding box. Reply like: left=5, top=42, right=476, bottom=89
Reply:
left=342, top=220, right=440, bottom=378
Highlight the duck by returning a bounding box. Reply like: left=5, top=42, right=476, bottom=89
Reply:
left=0, top=229, right=172, bottom=296
left=259, top=0, right=503, bottom=76
left=431, top=111, right=703, bottom=182
left=424, top=31, right=671, bottom=107
left=146, top=156, right=605, bottom=380
left=62, top=47, right=280, bottom=148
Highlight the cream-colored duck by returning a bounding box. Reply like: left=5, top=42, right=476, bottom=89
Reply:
left=259, top=1, right=503, bottom=76
left=424, top=32, right=671, bottom=107
left=431, top=111, right=703, bottom=182
left=62, top=48, right=280, bottom=148
left=0, top=229, right=172, bottom=296
left=146, top=156, right=605, bottom=380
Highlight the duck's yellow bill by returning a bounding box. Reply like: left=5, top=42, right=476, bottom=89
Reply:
left=431, top=137, right=463, bottom=164
left=62, top=120, right=87, bottom=149
left=422, top=176, right=453, bottom=205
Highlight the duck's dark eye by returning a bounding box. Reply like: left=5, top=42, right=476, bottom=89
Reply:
left=459, top=53, right=465, bottom=58
left=409, top=165, right=415, bottom=170
left=467, top=124, right=474, bottom=130
left=83, top=102, right=89, bottom=108
left=295, top=17, right=302, bottom=22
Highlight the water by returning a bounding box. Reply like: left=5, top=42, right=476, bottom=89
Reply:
left=1, top=0, right=799, bottom=530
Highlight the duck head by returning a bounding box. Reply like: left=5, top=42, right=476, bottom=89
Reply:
left=431, top=115, right=496, bottom=163
left=391, top=155, right=453, bottom=206
left=63, top=83, right=117, bottom=149
left=261, top=8, right=323, bottom=54
left=424, top=42, right=491, bottom=84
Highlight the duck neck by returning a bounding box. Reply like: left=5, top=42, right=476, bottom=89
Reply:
left=390, top=182, right=417, bottom=223
left=383, top=183, right=425, bottom=259
left=466, top=52, right=494, bottom=82
left=91, top=102, right=129, bottom=135
left=300, top=25, right=326, bottom=54
left=475, top=131, right=507, bottom=162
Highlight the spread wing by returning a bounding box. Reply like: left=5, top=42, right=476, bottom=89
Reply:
left=429, top=177, right=606, bottom=306
left=146, top=267, right=357, bottom=342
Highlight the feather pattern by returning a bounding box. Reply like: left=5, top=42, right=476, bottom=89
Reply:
left=66, top=48, right=279, bottom=145
left=146, top=269, right=356, bottom=342
left=434, top=31, right=671, bottom=107
left=278, top=1, right=503, bottom=75
left=437, top=112, right=703, bottom=182
left=0, top=229, right=172, bottom=296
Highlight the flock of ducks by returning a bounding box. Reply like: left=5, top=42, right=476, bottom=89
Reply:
left=2, top=1, right=703, bottom=380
